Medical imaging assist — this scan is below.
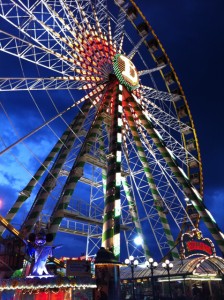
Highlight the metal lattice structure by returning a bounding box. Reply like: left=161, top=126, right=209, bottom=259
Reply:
left=0, top=0, right=224, bottom=263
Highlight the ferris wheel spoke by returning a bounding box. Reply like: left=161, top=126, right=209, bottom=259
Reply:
left=1, top=0, right=73, bottom=58
left=0, top=31, right=73, bottom=75
left=113, top=2, right=128, bottom=48
left=43, top=2, right=114, bottom=76
left=140, top=85, right=179, bottom=102
left=0, top=84, right=105, bottom=157
left=92, top=0, right=108, bottom=26
left=140, top=102, right=198, bottom=165
left=0, top=77, right=97, bottom=91
left=128, top=36, right=146, bottom=60
left=2, top=1, right=106, bottom=78
left=139, top=96, right=185, bottom=133
left=43, top=0, right=101, bottom=66
left=138, top=117, right=198, bottom=169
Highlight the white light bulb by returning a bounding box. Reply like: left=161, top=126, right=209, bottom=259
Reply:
left=145, top=261, right=149, bottom=267
left=134, top=259, right=138, bottom=266
left=165, top=259, right=170, bottom=265
left=125, top=258, right=130, bottom=264
left=153, top=262, right=158, bottom=267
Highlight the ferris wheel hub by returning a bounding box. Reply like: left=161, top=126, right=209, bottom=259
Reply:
left=113, top=54, right=139, bottom=91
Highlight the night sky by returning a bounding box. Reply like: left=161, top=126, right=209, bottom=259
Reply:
left=141, top=0, right=224, bottom=237
left=0, top=0, right=224, bottom=259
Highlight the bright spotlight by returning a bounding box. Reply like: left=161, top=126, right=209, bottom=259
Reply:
left=134, top=236, right=143, bottom=246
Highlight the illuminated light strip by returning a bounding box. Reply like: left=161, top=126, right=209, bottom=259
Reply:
left=80, top=28, right=113, bottom=65
left=41, top=47, right=75, bottom=64
left=75, top=67, right=102, bottom=77
left=107, top=18, right=115, bottom=59
left=0, top=217, right=8, bottom=226
left=12, top=228, right=19, bottom=235
left=102, top=82, right=121, bottom=258
left=92, top=7, right=103, bottom=36
left=192, top=256, right=218, bottom=276
left=178, top=166, right=189, bottom=180
left=68, top=11, right=110, bottom=66
left=0, top=280, right=96, bottom=291
left=53, top=76, right=103, bottom=83
left=114, top=84, right=123, bottom=258
left=118, top=33, right=124, bottom=54
left=0, top=215, right=20, bottom=237
left=128, top=94, right=224, bottom=255
left=79, top=83, right=96, bottom=90
left=123, top=96, right=179, bottom=259
left=166, top=146, right=176, bottom=160
left=76, top=1, right=92, bottom=32
left=158, top=277, right=221, bottom=282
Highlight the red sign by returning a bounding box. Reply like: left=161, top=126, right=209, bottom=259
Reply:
left=186, top=241, right=213, bottom=255
left=181, top=229, right=216, bottom=258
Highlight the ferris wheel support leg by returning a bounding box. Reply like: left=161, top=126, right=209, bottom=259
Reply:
left=48, top=89, right=112, bottom=239
left=0, top=105, right=90, bottom=236
left=123, top=97, right=179, bottom=260
left=102, top=83, right=122, bottom=260
left=121, top=176, right=151, bottom=260
left=128, top=95, right=224, bottom=255
left=19, top=100, right=93, bottom=236
left=48, top=158, right=85, bottom=238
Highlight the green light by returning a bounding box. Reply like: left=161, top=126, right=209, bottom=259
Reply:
left=113, top=54, right=139, bottom=91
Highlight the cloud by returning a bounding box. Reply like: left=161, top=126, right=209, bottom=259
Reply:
left=0, top=119, right=56, bottom=207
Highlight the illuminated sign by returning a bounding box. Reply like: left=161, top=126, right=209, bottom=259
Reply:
left=113, top=54, right=139, bottom=90
left=181, top=229, right=216, bottom=258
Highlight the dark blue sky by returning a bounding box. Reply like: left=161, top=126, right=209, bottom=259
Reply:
left=140, top=0, right=224, bottom=234
left=0, top=0, right=224, bottom=259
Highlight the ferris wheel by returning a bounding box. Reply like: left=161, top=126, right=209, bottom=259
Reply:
left=0, top=0, right=223, bottom=262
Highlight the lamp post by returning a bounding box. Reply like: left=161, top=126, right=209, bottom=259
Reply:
left=162, top=259, right=173, bottom=299
left=145, top=257, right=158, bottom=300
left=125, top=256, right=138, bottom=300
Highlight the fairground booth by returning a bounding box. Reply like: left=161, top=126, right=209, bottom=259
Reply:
left=120, top=230, right=224, bottom=299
